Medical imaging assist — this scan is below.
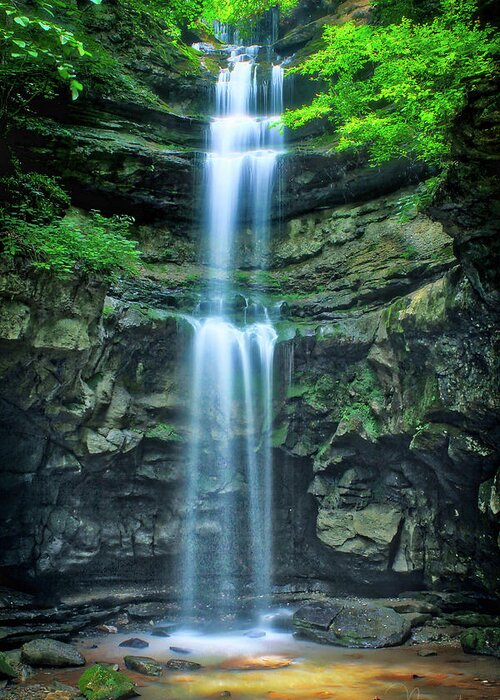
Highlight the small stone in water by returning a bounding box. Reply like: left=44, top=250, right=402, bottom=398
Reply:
left=245, top=630, right=266, bottom=638
left=169, top=647, right=190, bottom=655
left=165, top=659, right=202, bottom=671
left=151, top=629, right=170, bottom=638
left=119, top=639, right=149, bottom=649
left=124, top=656, right=163, bottom=676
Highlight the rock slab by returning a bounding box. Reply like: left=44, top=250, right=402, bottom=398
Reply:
left=293, top=599, right=411, bottom=648
left=21, top=639, right=85, bottom=667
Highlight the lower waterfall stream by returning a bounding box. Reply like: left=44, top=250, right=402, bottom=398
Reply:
left=181, top=44, right=284, bottom=619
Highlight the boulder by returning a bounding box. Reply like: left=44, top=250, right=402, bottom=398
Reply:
left=123, top=656, right=163, bottom=676
left=0, top=651, right=18, bottom=678
left=79, top=664, right=137, bottom=700
left=0, top=650, right=33, bottom=681
left=293, top=599, right=411, bottom=648
left=21, top=639, right=85, bottom=667
left=461, top=627, right=500, bottom=658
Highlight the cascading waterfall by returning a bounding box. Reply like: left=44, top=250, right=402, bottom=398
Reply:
left=182, top=45, right=284, bottom=619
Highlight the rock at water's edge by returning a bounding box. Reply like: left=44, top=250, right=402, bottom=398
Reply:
left=79, top=664, right=137, bottom=700
left=123, top=656, right=163, bottom=676
left=293, top=599, right=411, bottom=648
left=21, top=639, right=85, bottom=667
left=461, top=627, right=500, bottom=658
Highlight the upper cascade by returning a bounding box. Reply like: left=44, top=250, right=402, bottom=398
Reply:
left=206, top=47, right=284, bottom=272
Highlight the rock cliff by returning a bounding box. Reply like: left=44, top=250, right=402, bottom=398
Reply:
left=0, top=0, right=498, bottom=601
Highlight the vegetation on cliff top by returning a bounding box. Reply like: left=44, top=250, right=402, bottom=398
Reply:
left=283, top=0, right=498, bottom=167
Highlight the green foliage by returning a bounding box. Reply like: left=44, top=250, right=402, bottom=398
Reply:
left=341, top=403, right=380, bottom=439
left=0, top=170, right=70, bottom=222
left=202, top=0, right=297, bottom=24
left=1, top=210, right=141, bottom=278
left=283, top=0, right=498, bottom=166
left=0, top=0, right=94, bottom=123
left=339, top=366, right=384, bottom=439
left=374, top=0, right=441, bottom=24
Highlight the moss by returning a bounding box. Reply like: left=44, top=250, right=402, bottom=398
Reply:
left=79, top=664, right=137, bottom=700
left=287, top=383, right=309, bottom=399
left=271, top=423, right=288, bottom=448
left=340, top=402, right=381, bottom=439
left=402, top=373, right=440, bottom=432
left=102, top=305, right=114, bottom=318
left=145, top=423, right=183, bottom=442
left=461, top=628, right=500, bottom=658
left=350, top=367, right=384, bottom=405
left=0, top=651, right=18, bottom=679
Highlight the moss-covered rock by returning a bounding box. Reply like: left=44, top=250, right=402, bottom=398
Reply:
left=0, top=650, right=19, bottom=679
left=79, top=664, right=137, bottom=700
left=461, top=627, right=500, bottom=657
left=293, top=599, right=411, bottom=648
left=123, top=656, right=163, bottom=676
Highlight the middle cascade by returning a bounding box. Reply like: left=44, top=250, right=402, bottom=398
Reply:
left=182, top=47, right=284, bottom=619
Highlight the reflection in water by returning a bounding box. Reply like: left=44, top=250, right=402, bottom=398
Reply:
left=32, top=627, right=500, bottom=700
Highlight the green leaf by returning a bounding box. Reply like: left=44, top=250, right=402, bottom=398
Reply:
left=13, top=15, right=29, bottom=26
left=70, top=79, right=83, bottom=100
left=57, top=65, right=71, bottom=79
left=12, top=39, right=26, bottom=48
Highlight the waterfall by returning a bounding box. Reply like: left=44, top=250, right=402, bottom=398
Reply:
left=182, top=48, right=284, bottom=619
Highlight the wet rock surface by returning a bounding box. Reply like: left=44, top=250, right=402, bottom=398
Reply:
left=123, top=656, right=163, bottom=676
left=165, top=659, right=202, bottom=671
left=118, top=640, right=148, bottom=650
left=293, top=599, right=412, bottom=648
left=0, top=0, right=498, bottom=612
left=21, top=640, right=85, bottom=668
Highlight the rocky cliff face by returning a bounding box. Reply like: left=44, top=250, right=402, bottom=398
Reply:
left=0, top=0, right=498, bottom=600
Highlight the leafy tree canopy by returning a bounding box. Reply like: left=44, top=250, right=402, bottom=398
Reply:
left=282, top=0, right=498, bottom=166
left=202, top=0, right=297, bottom=25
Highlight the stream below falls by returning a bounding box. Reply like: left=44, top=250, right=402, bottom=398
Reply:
left=31, top=625, right=500, bottom=700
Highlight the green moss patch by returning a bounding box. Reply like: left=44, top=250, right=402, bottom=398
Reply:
left=79, top=664, right=137, bottom=700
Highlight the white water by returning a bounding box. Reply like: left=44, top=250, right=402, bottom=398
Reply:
left=182, top=49, right=284, bottom=618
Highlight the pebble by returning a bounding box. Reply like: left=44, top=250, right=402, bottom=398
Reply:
left=169, top=646, right=191, bottom=654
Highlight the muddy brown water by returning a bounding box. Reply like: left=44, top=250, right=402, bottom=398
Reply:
left=30, top=628, right=500, bottom=700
